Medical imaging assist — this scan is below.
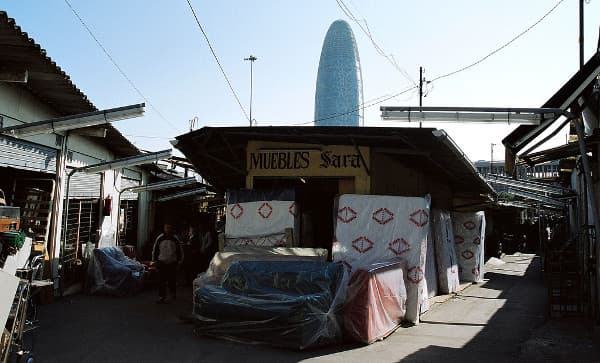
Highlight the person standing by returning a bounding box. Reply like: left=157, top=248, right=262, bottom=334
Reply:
left=152, top=222, right=183, bottom=303
left=199, top=223, right=216, bottom=273
left=183, top=226, right=201, bottom=285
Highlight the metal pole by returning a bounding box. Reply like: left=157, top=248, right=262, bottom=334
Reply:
left=490, top=143, right=495, bottom=176
left=572, top=115, right=600, bottom=317
left=249, top=59, right=253, bottom=126
left=579, top=0, right=584, bottom=70
left=419, top=66, right=423, bottom=128
left=244, top=55, right=257, bottom=126
left=62, top=169, right=76, bottom=259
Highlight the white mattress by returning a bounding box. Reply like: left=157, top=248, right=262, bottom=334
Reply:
left=332, top=194, right=431, bottom=324
left=432, top=210, right=460, bottom=294
left=452, top=211, right=486, bottom=283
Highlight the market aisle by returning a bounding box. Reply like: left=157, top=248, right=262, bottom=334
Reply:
left=303, top=253, right=547, bottom=363
left=34, top=254, right=557, bottom=363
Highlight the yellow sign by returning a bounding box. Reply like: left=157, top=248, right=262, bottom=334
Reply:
left=246, top=141, right=369, bottom=177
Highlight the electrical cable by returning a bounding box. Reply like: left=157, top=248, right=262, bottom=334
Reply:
left=430, top=0, right=565, bottom=83
left=185, top=0, right=251, bottom=122
left=63, top=0, right=181, bottom=133
left=335, top=0, right=417, bottom=86
left=284, top=85, right=418, bottom=126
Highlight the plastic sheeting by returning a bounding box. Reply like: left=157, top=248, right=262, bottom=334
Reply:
left=193, top=248, right=328, bottom=293
left=223, top=232, right=290, bottom=248
left=452, top=211, right=486, bottom=283
left=424, top=228, right=438, bottom=299
left=193, top=260, right=347, bottom=350
left=432, top=210, right=460, bottom=294
left=332, top=194, right=431, bottom=324
left=343, top=261, right=407, bottom=344
left=225, top=189, right=297, bottom=244
left=222, top=246, right=328, bottom=259
left=86, top=247, right=144, bottom=296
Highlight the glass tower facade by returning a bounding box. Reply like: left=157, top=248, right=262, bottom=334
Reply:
left=314, top=20, right=363, bottom=127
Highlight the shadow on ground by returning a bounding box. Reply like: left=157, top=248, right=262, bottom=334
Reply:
left=31, top=254, right=598, bottom=363
left=32, top=284, right=363, bottom=363
left=400, top=256, right=599, bottom=363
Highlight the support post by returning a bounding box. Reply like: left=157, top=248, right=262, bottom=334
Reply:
left=572, top=115, right=600, bottom=319
left=419, top=66, right=423, bottom=128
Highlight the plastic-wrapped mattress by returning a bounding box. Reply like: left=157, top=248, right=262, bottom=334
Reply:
left=452, top=211, right=486, bottom=283
left=225, top=189, right=297, bottom=247
left=343, top=261, right=407, bottom=344
left=193, top=260, right=346, bottom=350
left=432, top=210, right=460, bottom=294
left=332, top=194, right=431, bottom=324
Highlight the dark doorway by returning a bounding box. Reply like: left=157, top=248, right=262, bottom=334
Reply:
left=253, top=177, right=347, bottom=257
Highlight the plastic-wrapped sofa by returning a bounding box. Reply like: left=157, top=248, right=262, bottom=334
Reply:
left=193, top=260, right=347, bottom=350
left=86, top=247, right=144, bottom=296
left=193, top=247, right=328, bottom=292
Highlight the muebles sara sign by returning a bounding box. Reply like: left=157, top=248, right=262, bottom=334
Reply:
left=246, top=142, right=369, bottom=176
left=249, top=150, right=363, bottom=170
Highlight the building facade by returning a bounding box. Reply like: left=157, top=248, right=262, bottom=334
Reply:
left=0, top=11, right=154, bottom=287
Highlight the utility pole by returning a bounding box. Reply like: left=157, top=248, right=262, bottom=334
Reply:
left=244, top=55, right=257, bottom=127
left=419, top=66, right=423, bottom=128
left=490, top=143, right=496, bottom=176
left=579, top=0, right=584, bottom=69
left=579, top=0, right=584, bottom=70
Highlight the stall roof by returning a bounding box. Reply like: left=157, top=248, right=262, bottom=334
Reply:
left=518, top=132, right=600, bottom=166
left=0, top=11, right=139, bottom=158
left=173, top=126, right=495, bottom=197
left=502, top=52, right=600, bottom=154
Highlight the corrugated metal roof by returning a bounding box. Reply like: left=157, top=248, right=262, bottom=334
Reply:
left=173, top=126, right=495, bottom=198
left=0, top=11, right=140, bottom=157
left=518, top=133, right=600, bottom=166
left=502, top=52, right=600, bottom=153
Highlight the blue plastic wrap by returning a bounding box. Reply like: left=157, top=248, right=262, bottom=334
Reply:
left=86, top=247, right=144, bottom=296
left=193, top=260, right=347, bottom=350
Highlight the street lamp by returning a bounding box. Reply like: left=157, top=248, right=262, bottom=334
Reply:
left=244, top=55, right=257, bottom=126
left=490, top=143, right=496, bottom=176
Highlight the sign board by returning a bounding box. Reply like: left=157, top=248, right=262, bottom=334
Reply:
left=246, top=141, right=370, bottom=193
left=247, top=141, right=369, bottom=177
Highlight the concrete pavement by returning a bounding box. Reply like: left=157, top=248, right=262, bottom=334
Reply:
left=31, top=253, right=597, bottom=362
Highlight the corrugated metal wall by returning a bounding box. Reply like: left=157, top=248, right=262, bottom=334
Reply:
left=120, top=177, right=140, bottom=200
left=0, top=135, right=57, bottom=173
left=67, top=168, right=101, bottom=198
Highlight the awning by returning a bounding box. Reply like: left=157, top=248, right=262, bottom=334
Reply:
left=0, top=11, right=140, bottom=158
left=502, top=52, right=600, bottom=154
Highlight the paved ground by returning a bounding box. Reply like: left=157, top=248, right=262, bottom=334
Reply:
left=29, top=253, right=599, bottom=362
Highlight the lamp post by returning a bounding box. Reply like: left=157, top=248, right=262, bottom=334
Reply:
left=244, top=55, right=257, bottom=126
left=490, top=143, right=496, bottom=176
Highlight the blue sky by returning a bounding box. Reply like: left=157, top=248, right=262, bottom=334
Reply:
left=2, top=0, right=599, bottom=161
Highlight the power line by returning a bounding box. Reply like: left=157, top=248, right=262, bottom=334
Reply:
left=430, top=0, right=565, bottom=83
left=185, top=0, right=250, bottom=122
left=63, top=0, right=181, bottom=133
left=123, top=134, right=172, bottom=140
left=335, top=0, right=417, bottom=86
left=286, top=85, right=418, bottom=126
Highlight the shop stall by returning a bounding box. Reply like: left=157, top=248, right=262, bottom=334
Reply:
left=173, top=126, right=496, bottom=347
